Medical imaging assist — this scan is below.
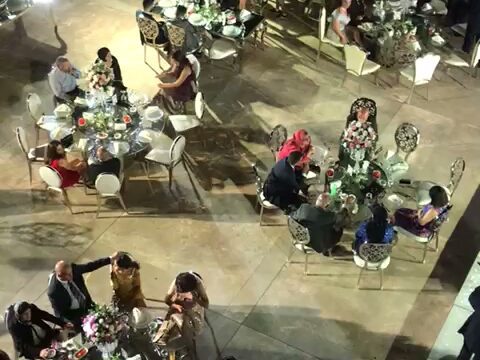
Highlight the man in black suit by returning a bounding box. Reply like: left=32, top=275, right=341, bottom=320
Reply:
left=263, top=151, right=307, bottom=212
left=291, top=193, right=349, bottom=255
left=458, top=285, right=480, bottom=359
left=172, top=6, right=201, bottom=54
left=86, top=147, right=121, bottom=187
left=47, top=254, right=116, bottom=329
left=5, top=301, right=72, bottom=359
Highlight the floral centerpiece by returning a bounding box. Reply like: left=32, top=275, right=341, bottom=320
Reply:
left=342, top=121, right=377, bottom=152
left=87, top=60, right=112, bottom=90
left=82, top=304, right=129, bottom=359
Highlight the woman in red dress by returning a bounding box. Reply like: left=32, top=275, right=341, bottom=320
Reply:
left=277, top=129, right=314, bottom=172
left=46, top=140, right=86, bottom=188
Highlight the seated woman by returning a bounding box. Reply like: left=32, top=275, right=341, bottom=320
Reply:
left=46, top=140, right=86, bottom=188
left=155, top=50, right=196, bottom=112
left=277, top=129, right=314, bottom=190
left=154, top=272, right=208, bottom=351
left=326, top=0, right=364, bottom=47
left=111, top=253, right=146, bottom=312
left=353, top=205, right=395, bottom=254
left=339, top=98, right=378, bottom=164
left=394, top=185, right=450, bottom=238
left=96, top=47, right=126, bottom=90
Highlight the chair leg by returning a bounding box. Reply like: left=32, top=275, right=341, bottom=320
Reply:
left=407, top=83, right=415, bottom=104
left=426, top=83, right=430, bottom=101
left=96, top=195, right=102, bottom=218
left=63, top=190, right=73, bottom=214
left=168, top=350, right=175, bottom=360
left=168, top=167, right=173, bottom=189
left=434, top=232, right=439, bottom=252
left=118, top=194, right=128, bottom=214
left=35, top=126, right=40, bottom=147
left=379, top=269, right=384, bottom=290
left=287, top=244, right=295, bottom=263
left=28, top=162, right=33, bottom=186
left=357, top=267, right=364, bottom=289
left=141, top=161, right=154, bottom=194
left=374, top=71, right=379, bottom=86
left=420, top=243, right=428, bottom=264
left=342, top=72, right=348, bottom=88
left=304, top=253, right=309, bottom=275
left=259, top=205, right=265, bottom=226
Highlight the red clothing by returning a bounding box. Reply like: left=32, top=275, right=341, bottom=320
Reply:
left=50, top=159, right=80, bottom=188
left=277, top=129, right=312, bottom=166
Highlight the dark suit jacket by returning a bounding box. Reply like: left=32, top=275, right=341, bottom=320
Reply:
left=86, top=158, right=121, bottom=187
left=47, top=257, right=111, bottom=322
left=264, top=158, right=300, bottom=207
left=459, top=285, right=480, bottom=353
left=171, top=19, right=201, bottom=54
left=6, top=304, right=65, bottom=359
left=291, top=204, right=343, bottom=252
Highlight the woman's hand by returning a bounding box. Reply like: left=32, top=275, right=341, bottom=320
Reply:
left=39, top=349, right=50, bottom=358
left=171, top=304, right=183, bottom=313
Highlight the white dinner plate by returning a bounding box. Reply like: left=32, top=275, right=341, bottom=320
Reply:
left=222, top=25, right=242, bottom=38
left=163, top=7, right=177, bottom=19
left=157, top=0, right=177, bottom=8
left=188, top=13, right=207, bottom=26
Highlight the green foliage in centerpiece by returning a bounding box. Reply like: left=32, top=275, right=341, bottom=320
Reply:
left=198, top=4, right=221, bottom=23
left=88, top=112, right=112, bottom=132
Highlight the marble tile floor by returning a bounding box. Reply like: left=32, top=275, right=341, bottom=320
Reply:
left=0, top=1, right=480, bottom=359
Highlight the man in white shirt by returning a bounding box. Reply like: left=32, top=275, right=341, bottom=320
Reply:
left=48, top=56, right=82, bottom=102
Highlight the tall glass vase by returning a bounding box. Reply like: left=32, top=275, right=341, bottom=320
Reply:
left=349, top=148, right=365, bottom=175
left=97, top=340, right=118, bottom=360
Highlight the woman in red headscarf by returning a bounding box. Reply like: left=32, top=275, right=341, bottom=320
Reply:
left=277, top=129, right=314, bottom=172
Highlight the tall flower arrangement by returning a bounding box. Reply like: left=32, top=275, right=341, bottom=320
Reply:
left=82, top=304, right=128, bottom=347
left=342, top=121, right=377, bottom=151
left=87, top=60, right=112, bottom=90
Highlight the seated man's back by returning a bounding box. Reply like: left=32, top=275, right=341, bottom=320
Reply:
left=87, top=157, right=121, bottom=186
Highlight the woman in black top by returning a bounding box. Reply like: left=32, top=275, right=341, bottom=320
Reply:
left=96, top=47, right=126, bottom=89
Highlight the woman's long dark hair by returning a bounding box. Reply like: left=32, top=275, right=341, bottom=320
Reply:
left=366, top=205, right=388, bottom=244
left=45, top=140, right=64, bottom=164
left=171, top=50, right=190, bottom=71
left=97, top=47, right=110, bottom=62
left=116, top=252, right=140, bottom=270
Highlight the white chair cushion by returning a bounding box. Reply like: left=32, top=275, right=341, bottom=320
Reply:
left=150, top=132, right=173, bottom=149
left=399, top=66, right=415, bottom=82
left=444, top=54, right=469, bottom=67
left=169, top=115, right=201, bottom=133
left=321, top=37, right=344, bottom=48
left=353, top=254, right=391, bottom=270
left=259, top=191, right=277, bottom=209
left=394, top=226, right=429, bottom=243
left=209, top=39, right=238, bottom=60
left=294, top=243, right=315, bottom=253
left=361, top=59, right=381, bottom=75
left=145, top=148, right=170, bottom=164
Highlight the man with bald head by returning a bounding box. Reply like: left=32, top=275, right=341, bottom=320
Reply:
left=47, top=254, right=117, bottom=329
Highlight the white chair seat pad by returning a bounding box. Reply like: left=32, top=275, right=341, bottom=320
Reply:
left=400, top=66, right=430, bottom=85
left=394, top=226, right=430, bottom=243
left=259, top=192, right=277, bottom=209
left=150, top=132, right=172, bottom=149
left=444, top=54, right=469, bottom=67
left=169, top=115, right=201, bottom=133
left=361, top=60, right=381, bottom=75
left=209, top=39, right=238, bottom=60
left=294, top=243, right=315, bottom=253
left=354, top=254, right=390, bottom=270
left=321, top=38, right=344, bottom=48
left=145, top=148, right=170, bottom=164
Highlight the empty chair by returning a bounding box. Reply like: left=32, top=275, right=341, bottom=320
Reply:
left=415, top=158, right=465, bottom=207
left=394, top=212, right=448, bottom=263
left=136, top=13, right=169, bottom=73
left=382, top=123, right=420, bottom=183
left=443, top=39, right=480, bottom=78
left=354, top=243, right=391, bottom=290
left=398, top=53, right=441, bottom=103
left=202, top=32, right=240, bottom=72
left=16, top=126, right=47, bottom=185
left=252, top=164, right=280, bottom=226
left=267, top=125, right=288, bottom=161
left=38, top=165, right=73, bottom=214
left=343, top=45, right=381, bottom=89
left=287, top=217, right=315, bottom=275
left=26, top=93, right=46, bottom=146
left=95, top=173, right=127, bottom=218
left=145, top=135, right=186, bottom=189
left=168, top=92, right=204, bottom=135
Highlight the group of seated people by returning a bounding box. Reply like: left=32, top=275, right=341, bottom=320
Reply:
left=6, top=252, right=209, bottom=359
left=45, top=140, right=120, bottom=188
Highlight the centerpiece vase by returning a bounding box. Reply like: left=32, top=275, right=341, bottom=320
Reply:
left=350, top=148, right=365, bottom=175
left=97, top=340, right=118, bottom=360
